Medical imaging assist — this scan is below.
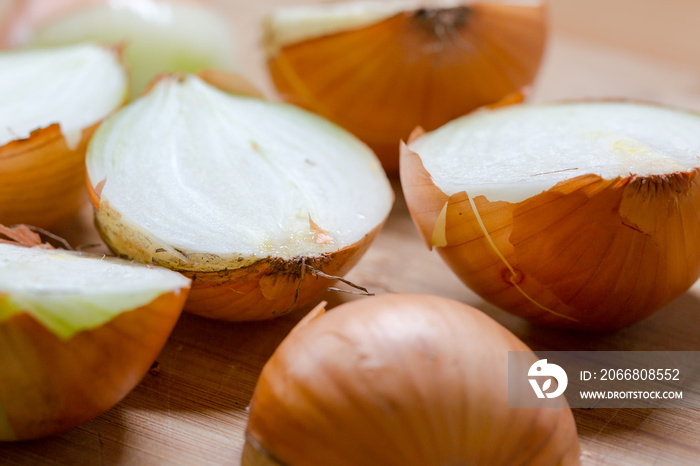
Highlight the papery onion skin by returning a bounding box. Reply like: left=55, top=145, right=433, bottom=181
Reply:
left=92, top=198, right=384, bottom=321
left=400, top=121, right=700, bottom=331
left=265, top=1, right=548, bottom=173
left=244, top=294, right=580, bottom=466
left=0, top=283, right=188, bottom=441
left=0, top=124, right=97, bottom=228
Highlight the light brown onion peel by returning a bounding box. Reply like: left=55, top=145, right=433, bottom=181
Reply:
left=400, top=101, right=700, bottom=331
left=265, top=0, right=548, bottom=173
left=244, top=294, right=581, bottom=466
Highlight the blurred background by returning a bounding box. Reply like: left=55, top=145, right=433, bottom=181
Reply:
left=2, top=0, right=699, bottom=107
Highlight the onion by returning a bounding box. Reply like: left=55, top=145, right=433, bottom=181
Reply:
left=0, top=0, right=238, bottom=97
left=400, top=101, right=700, bottom=331
left=243, top=294, right=580, bottom=465
left=0, top=225, right=190, bottom=441
left=263, top=0, right=548, bottom=173
left=0, top=43, right=127, bottom=228
left=86, top=73, right=393, bottom=321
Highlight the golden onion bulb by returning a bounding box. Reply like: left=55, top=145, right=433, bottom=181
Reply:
left=0, top=43, right=127, bottom=228
left=0, top=225, right=190, bottom=441
left=264, top=0, right=548, bottom=173
left=244, top=294, right=581, bottom=465
left=0, top=0, right=238, bottom=97
left=401, top=101, right=700, bottom=331
left=86, top=73, right=393, bottom=321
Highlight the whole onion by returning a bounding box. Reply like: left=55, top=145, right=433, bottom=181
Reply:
left=244, top=294, right=580, bottom=465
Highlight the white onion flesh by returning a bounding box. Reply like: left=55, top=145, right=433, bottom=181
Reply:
left=23, top=1, right=238, bottom=96
left=0, top=243, right=190, bottom=339
left=0, top=43, right=126, bottom=148
left=410, top=102, right=700, bottom=203
left=267, top=0, right=546, bottom=50
left=86, top=74, right=392, bottom=263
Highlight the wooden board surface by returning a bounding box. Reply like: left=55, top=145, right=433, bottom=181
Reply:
left=2, top=0, right=700, bottom=464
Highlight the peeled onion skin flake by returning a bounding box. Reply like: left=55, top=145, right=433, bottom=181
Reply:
left=0, top=226, right=190, bottom=441
left=0, top=44, right=127, bottom=228
left=86, top=73, right=393, bottom=321
left=401, top=101, right=700, bottom=331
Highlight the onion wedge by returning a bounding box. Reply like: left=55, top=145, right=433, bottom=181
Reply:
left=0, top=227, right=190, bottom=441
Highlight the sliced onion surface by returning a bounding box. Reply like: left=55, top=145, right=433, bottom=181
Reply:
left=265, top=0, right=548, bottom=173
left=0, top=242, right=190, bottom=440
left=0, top=0, right=238, bottom=97
left=401, top=101, right=700, bottom=330
left=0, top=43, right=127, bottom=227
left=87, top=74, right=393, bottom=321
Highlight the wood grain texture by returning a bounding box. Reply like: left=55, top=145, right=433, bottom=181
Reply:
left=2, top=0, right=700, bottom=464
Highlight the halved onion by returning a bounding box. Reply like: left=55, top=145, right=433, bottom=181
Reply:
left=244, top=295, right=580, bottom=465
left=401, top=101, right=700, bottom=331
left=86, top=73, right=393, bottom=321
left=0, top=226, right=190, bottom=441
left=264, top=0, right=548, bottom=173
left=0, top=0, right=238, bottom=97
left=0, top=43, right=127, bottom=228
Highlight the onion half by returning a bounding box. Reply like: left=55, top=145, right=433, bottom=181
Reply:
left=401, top=101, right=700, bottom=330
left=0, top=0, right=238, bottom=97
left=0, top=43, right=127, bottom=228
left=86, top=73, right=393, bottom=321
left=244, top=294, right=580, bottom=465
left=0, top=226, right=190, bottom=441
left=264, top=0, right=548, bottom=173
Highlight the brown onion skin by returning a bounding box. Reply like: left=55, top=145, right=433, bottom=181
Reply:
left=400, top=123, right=700, bottom=331
left=0, top=123, right=98, bottom=229
left=0, top=287, right=188, bottom=441
left=244, top=294, right=581, bottom=466
left=265, top=1, right=548, bottom=174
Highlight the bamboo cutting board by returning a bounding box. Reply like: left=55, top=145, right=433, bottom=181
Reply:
left=2, top=0, right=700, bottom=464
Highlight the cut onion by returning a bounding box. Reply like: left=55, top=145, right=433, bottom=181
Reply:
left=0, top=227, right=190, bottom=441
left=244, top=295, right=580, bottom=465
left=0, top=0, right=238, bottom=97
left=86, top=73, right=393, bottom=321
left=264, top=0, right=548, bottom=173
left=401, top=101, right=700, bottom=330
left=0, top=43, right=127, bottom=228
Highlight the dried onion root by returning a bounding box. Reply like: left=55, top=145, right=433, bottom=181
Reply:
left=0, top=43, right=127, bottom=228
left=401, top=101, right=700, bottom=330
left=244, top=294, right=581, bottom=465
left=264, top=0, right=548, bottom=173
left=0, top=230, right=190, bottom=441
left=86, top=73, right=393, bottom=321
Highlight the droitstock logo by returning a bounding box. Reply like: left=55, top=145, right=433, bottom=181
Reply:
left=528, top=359, right=568, bottom=399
